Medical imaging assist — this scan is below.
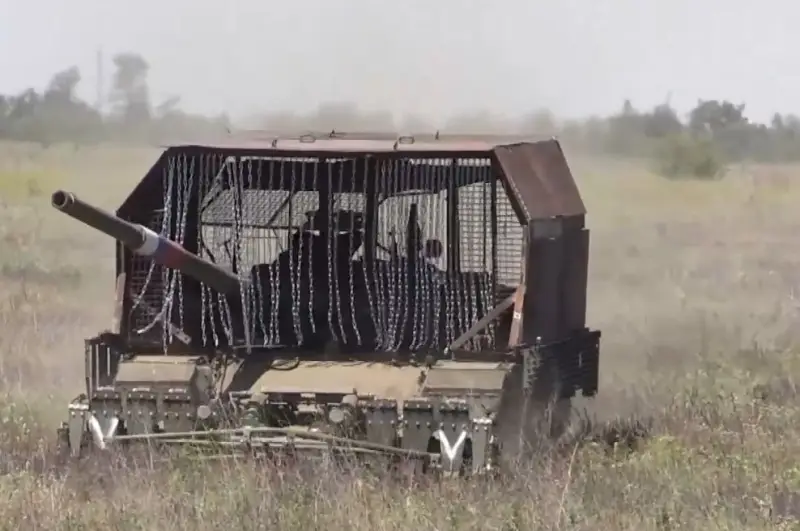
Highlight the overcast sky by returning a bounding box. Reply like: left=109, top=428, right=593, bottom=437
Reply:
left=1, top=0, right=796, bottom=125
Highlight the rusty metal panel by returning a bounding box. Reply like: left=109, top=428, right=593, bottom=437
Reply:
left=491, top=140, right=586, bottom=221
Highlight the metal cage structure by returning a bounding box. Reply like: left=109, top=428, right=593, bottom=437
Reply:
left=108, top=132, right=589, bottom=359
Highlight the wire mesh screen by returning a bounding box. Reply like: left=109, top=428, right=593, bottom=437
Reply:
left=125, top=152, right=525, bottom=354
left=494, top=186, right=524, bottom=296
left=126, top=153, right=229, bottom=345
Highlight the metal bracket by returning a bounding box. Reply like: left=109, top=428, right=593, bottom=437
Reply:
left=446, top=292, right=516, bottom=352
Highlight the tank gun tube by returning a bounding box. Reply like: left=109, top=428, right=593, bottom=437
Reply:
left=51, top=190, right=242, bottom=295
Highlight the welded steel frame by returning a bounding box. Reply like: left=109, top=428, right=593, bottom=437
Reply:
left=112, top=136, right=590, bottom=358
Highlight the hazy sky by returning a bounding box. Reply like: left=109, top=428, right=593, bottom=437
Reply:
left=1, top=0, right=796, bottom=125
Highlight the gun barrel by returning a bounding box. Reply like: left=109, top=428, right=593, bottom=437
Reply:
left=51, top=190, right=242, bottom=295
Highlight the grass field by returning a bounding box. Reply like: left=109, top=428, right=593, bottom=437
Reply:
left=0, top=140, right=798, bottom=529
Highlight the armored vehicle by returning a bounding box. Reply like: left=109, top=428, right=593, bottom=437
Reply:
left=54, top=131, right=600, bottom=475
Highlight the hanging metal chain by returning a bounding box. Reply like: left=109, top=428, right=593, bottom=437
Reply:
left=287, top=160, right=303, bottom=345
left=246, top=158, right=267, bottom=346
left=267, top=160, right=280, bottom=344
left=384, top=160, right=400, bottom=351
left=431, top=164, right=444, bottom=349
left=361, top=158, right=380, bottom=348
left=159, top=155, right=183, bottom=350
left=331, top=163, right=347, bottom=344
left=411, top=161, right=433, bottom=350
left=391, top=160, right=410, bottom=351
left=481, top=171, right=495, bottom=347
left=134, top=155, right=179, bottom=341
left=198, top=156, right=220, bottom=348
left=215, top=157, right=237, bottom=347
left=346, top=161, right=362, bottom=346
left=143, top=153, right=193, bottom=351
left=326, top=163, right=336, bottom=342
left=197, top=155, right=210, bottom=347
left=145, top=152, right=503, bottom=355
left=230, top=157, right=252, bottom=352
left=307, top=160, right=318, bottom=335
left=454, top=163, right=469, bottom=343
left=463, top=164, right=479, bottom=350
left=175, top=155, right=195, bottom=347
left=445, top=163, right=459, bottom=346
left=372, top=160, right=388, bottom=348
left=129, top=154, right=174, bottom=335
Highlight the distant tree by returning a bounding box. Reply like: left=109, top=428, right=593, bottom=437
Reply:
left=654, top=132, right=725, bottom=180
left=2, top=89, right=44, bottom=143
left=688, top=100, right=747, bottom=134
left=0, top=53, right=232, bottom=146
left=605, top=100, right=649, bottom=156
left=110, top=52, right=151, bottom=128
left=44, top=66, right=81, bottom=104
left=35, top=67, right=103, bottom=144
left=642, top=103, right=682, bottom=138
left=687, top=100, right=753, bottom=161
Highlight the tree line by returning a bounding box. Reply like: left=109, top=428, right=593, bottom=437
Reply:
left=3, top=51, right=800, bottom=176
left=0, top=52, right=230, bottom=146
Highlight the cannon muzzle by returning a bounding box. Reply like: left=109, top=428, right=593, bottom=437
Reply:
left=52, top=190, right=242, bottom=295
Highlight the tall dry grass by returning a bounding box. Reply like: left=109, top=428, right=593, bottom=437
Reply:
left=0, top=143, right=797, bottom=529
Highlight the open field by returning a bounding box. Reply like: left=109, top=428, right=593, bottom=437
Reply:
left=0, top=140, right=798, bottom=529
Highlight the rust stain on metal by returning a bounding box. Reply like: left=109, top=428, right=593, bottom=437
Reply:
left=492, top=141, right=586, bottom=221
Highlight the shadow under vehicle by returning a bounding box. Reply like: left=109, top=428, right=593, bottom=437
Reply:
left=53, top=131, right=601, bottom=475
